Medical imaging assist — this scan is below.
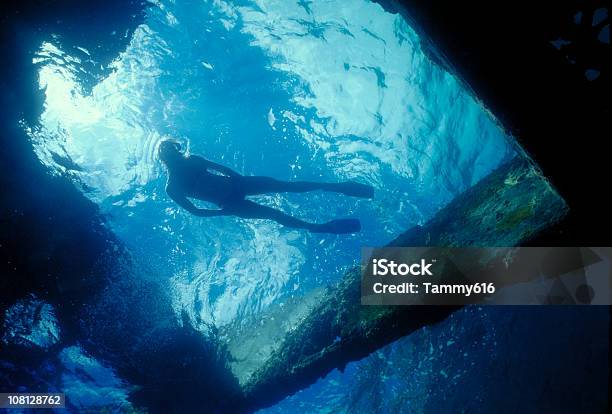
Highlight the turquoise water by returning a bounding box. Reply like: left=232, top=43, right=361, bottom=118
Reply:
left=26, top=0, right=516, bottom=410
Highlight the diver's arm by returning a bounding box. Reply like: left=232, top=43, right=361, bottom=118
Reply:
left=191, top=155, right=239, bottom=177
left=167, top=189, right=226, bottom=217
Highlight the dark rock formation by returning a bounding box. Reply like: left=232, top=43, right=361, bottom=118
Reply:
left=0, top=0, right=147, bottom=343
left=372, top=0, right=611, bottom=245
left=239, top=156, right=567, bottom=412
left=0, top=3, right=241, bottom=413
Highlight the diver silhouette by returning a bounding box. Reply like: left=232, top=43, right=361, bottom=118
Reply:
left=158, top=140, right=374, bottom=234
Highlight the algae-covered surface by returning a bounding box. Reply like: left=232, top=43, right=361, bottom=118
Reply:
left=242, top=156, right=567, bottom=411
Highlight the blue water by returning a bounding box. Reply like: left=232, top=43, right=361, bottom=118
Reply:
left=24, top=0, right=517, bottom=410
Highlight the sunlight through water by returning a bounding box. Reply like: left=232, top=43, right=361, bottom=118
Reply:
left=28, top=0, right=516, bottom=350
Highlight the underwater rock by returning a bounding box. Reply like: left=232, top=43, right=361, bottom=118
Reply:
left=77, top=256, right=242, bottom=414
left=2, top=295, right=60, bottom=349
left=239, top=156, right=567, bottom=412
left=371, top=0, right=611, bottom=246
left=58, top=346, right=134, bottom=412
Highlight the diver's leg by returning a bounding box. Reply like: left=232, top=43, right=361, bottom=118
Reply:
left=224, top=200, right=361, bottom=233
left=224, top=199, right=318, bottom=231
left=241, top=176, right=374, bottom=198
left=240, top=176, right=326, bottom=195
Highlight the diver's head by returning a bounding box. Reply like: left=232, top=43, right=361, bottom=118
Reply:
left=158, top=139, right=184, bottom=166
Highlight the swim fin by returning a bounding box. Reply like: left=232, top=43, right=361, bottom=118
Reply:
left=311, top=218, right=361, bottom=234
left=336, top=181, right=374, bottom=198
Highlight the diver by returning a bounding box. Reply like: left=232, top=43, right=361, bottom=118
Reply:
left=158, top=140, right=374, bottom=234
